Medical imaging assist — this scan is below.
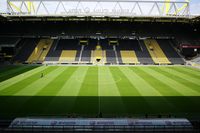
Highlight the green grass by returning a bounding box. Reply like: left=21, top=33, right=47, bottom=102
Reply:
left=0, top=65, right=38, bottom=82
left=0, top=65, right=200, bottom=118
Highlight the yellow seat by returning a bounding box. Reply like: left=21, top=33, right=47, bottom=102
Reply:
left=91, top=50, right=106, bottom=64
left=27, top=39, right=53, bottom=63
left=144, top=39, right=171, bottom=64
left=59, top=50, right=77, bottom=62
left=120, top=50, right=139, bottom=64
left=38, top=40, right=53, bottom=62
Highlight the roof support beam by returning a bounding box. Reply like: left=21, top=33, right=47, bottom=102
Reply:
left=6, top=0, right=190, bottom=18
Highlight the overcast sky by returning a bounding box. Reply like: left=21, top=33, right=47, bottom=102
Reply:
left=0, top=0, right=199, bottom=15
left=190, top=0, right=200, bottom=14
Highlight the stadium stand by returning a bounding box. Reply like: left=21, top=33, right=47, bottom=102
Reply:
left=100, top=39, right=113, bottom=50
left=56, top=39, right=80, bottom=50
left=56, top=39, right=80, bottom=63
left=135, top=40, right=154, bottom=64
left=101, top=39, right=116, bottom=64
left=188, top=55, right=200, bottom=67
left=116, top=50, right=123, bottom=64
left=144, top=39, right=171, bottom=64
left=92, top=44, right=106, bottom=64
left=106, top=50, right=117, bottom=64
left=120, top=50, right=139, bottom=64
left=0, top=20, right=197, bottom=65
left=86, top=39, right=98, bottom=50
left=80, top=39, right=96, bottom=63
left=13, top=38, right=39, bottom=63
left=45, top=39, right=62, bottom=62
left=81, top=50, right=92, bottom=63
left=0, top=21, right=193, bottom=65
left=0, top=37, right=21, bottom=59
left=157, top=39, right=185, bottom=64
left=116, top=39, right=140, bottom=64
left=0, top=37, right=20, bottom=46
left=3, top=37, right=186, bottom=65
left=27, top=39, right=53, bottom=63
left=38, top=39, right=53, bottom=62
left=59, top=50, right=77, bottom=63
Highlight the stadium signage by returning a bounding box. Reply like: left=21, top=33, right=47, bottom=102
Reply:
left=9, top=118, right=192, bottom=128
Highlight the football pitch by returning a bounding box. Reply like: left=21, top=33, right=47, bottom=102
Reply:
left=0, top=65, right=200, bottom=118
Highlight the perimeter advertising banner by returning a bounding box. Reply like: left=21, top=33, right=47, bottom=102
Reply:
left=9, top=118, right=192, bottom=129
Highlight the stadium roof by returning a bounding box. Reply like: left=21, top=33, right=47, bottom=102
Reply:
left=0, top=0, right=199, bottom=23
left=6, top=0, right=190, bottom=17
left=1, top=14, right=199, bottom=23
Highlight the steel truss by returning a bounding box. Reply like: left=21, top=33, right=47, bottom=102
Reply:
left=7, top=0, right=190, bottom=17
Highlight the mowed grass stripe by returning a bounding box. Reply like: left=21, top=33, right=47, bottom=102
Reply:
left=98, top=66, right=121, bottom=96
left=18, top=67, right=79, bottom=115
left=57, top=66, right=88, bottom=96
left=0, top=66, right=58, bottom=114
left=155, top=67, right=200, bottom=93
left=184, top=66, right=200, bottom=72
left=73, top=67, right=99, bottom=115
left=111, top=67, right=153, bottom=114
left=131, top=67, right=181, bottom=96
left=171, top=66, right=200, bottom=79
left=120, top=67, right=172, bottom=113
left=167, top=67, right=200, bottom=85
left=16, top=66, right=68, bottom=96
left=147, top=67, right=200, bottom=96
left=0, top=66, right=56, bottom=95
left=36, top=66, right=72, bottom=96
left=0, top=65, right=27, bottom=75
left=98, top=67, right=126, bottom=114
left=0, top=65, right=38, bottom=82
left=0, top=66, right=47, bottom=90
left=0, top=65, right=23, bottom=73
left=77, top=67, right=98, bottom=96
left=140, top=67, right=194, bottom=96
left=166, top=67, right=200, bottom=83
left=109, top=67, right=141, bottom=96
left=129, top=67, right=179, bottom=112
left=0, top=66, right=30, bottom=78
left=43, top=67, right=87, bottom=114
left=120, top=67, right=161, bottom=96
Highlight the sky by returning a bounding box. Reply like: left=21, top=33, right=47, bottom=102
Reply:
left=190, top=0, right=200, bottom=14
left=0, top=0, right=199, bottom=15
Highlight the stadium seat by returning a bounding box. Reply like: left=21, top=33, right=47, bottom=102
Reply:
left=106, top=50, right=117, bottom=64
left=144, top=39, right=171, bottom=64
left=120, top=50, right=140, bottom=64
left=91, top=50, right=106, bottom=64
left=27, top=39, right=53, bottom=63
left=157, top=40, right=184, bottom=64
left=59, top=50, right=77, bottom=63
left=13, top=39, right=39, bottom=63
left=38, top=40, right=53, bottom=62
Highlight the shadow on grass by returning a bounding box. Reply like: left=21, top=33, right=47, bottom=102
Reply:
left=0, top=96, right=200, bottom=119
left=0, top=65, right=39, bottom=82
